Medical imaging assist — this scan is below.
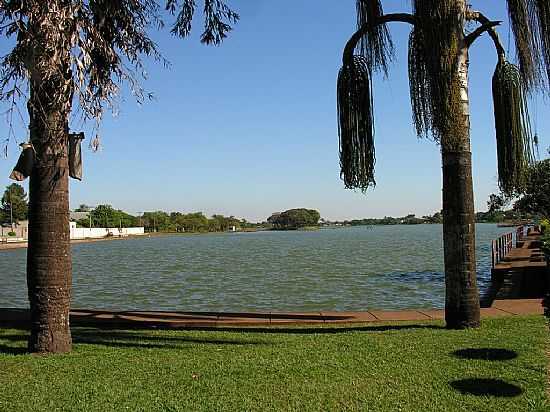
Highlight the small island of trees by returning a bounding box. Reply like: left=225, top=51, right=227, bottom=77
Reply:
left=267, top=209, right=321, bottom=230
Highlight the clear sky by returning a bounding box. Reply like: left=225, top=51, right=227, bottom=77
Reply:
left=0, top=1, right=549, bottom=222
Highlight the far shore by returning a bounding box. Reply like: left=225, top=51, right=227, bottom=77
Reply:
left=0, top=234, right=153, bottom=251
left=0, top=230, right=266, bottom=251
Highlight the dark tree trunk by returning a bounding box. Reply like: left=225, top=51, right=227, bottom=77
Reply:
left=442, top=37, right=480, bottom=329
left=25, top=31, right=74, bottom=353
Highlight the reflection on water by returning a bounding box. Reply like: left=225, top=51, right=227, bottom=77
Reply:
left=0, top=224, right=509, bottom=311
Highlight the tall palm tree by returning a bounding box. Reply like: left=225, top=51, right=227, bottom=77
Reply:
left=337, top=0, right=546, bottom=328
left=0, top=0, right=238, bottom=353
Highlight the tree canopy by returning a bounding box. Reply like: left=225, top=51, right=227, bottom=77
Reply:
left=1, top=183, right=28, bottom=224
left=268, top=209, right=321, bottom=230
left=77, top=204, right=138, bottom=228
left=513, top=158, right=550, bottom=218
left=0, top=0, right=239, bottom=136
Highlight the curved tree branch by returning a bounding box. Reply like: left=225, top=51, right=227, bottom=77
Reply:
left=464, top=20, right=501, bottom=47
left=343, top=13, right=416, bottom=64
left=466, top=11, right=506, bottom=62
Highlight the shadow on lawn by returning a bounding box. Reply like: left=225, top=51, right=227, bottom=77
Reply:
left=72, top=329, right=270, bottom=349
left=0, top=343, right=27, bottom=355
left=450, top=378, right=523, bottom=397
left=0, top=330, right=269, bottom=352
left=451, top=348, right=518, bottom=361
left=193, top=324, right=445, bottom=334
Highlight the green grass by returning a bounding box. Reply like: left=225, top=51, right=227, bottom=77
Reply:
left=0, top=316, right=547, bottom=411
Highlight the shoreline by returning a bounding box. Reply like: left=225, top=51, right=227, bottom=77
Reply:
left=0, top=299, right=543, bottom=329
left=0, top=234, right=152, bottom=251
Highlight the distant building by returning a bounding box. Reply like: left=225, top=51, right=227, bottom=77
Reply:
left=70, top=211, right=90, bottom=222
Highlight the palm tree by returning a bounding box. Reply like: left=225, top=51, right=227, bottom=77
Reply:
left=337, top=0, right=547, bottom=328
left=0, top=0, right=238, bottom=353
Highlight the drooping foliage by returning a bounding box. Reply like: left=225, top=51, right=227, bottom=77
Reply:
left=355, top=0, right=393, bottom=76
left=505, top=0, right=542, bottom=89
left=0, top=0, right=239, bottom=125
left=534, top=0, right=550, bottom=87
left=408, top=28, right=433, bottom=139
left=505, top=0, right=550, bottom=89
left=336, top=1, right=393, bottom=191
left=337, top=55, right=376, bottom=191
left=492, top=60, right=535, bottom=195
left=409, top=0, right=465, bottom=144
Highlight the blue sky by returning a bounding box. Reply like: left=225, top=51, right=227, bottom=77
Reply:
left=0, top=0, right=549, bottom=222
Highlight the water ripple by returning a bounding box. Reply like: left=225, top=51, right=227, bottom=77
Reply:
left=0, top=224, right=510, bottom=311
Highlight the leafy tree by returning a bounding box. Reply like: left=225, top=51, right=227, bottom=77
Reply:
left=336, top=1, right=548, bottom=328
left=88, top=205, right=138, bottom=228
left=1, top=183, right=28, bottom=224
left=0, top=0, right=238, bottom=353
left=514, top=158, right=550, bottom=217
left=143, top=211, right=172, bottom=232
left=269, top=209, right=320, bottom=230
left=487, top=194, right=506, bottom=214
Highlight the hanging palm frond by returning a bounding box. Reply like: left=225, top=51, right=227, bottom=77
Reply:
left=505, top=0, right=543, bottom=89
left=408, top=28, right=433, bottom=139
left=534, top=0, right=550, bottom=86
left=492, top=60, right=535, bottom=194
left=410, top=0, right=465, bottom=145
left=337, top=55, right=375, bottom=191
left=355, top=0, right=394, bottom=76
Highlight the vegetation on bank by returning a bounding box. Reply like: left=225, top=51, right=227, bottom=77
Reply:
left=0, top=316, right=547, bottom=411
left=74, top=205, right=261, bottom=233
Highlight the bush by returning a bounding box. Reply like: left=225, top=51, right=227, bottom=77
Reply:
left=540, top=218, right=550, bottom=234
left=7, top=231, right=16, bottom=237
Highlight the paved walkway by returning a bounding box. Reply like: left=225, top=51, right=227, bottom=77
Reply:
left=0, top=299, right=544, bottom=329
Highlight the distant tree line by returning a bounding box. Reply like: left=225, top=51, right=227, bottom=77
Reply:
left=76, top=205, right=139, bottom=228
left=141, top=211, right=258, bottom=233
left=75, top=206, right=260, bottom=233
left=327, top=212, right=441, bottom=227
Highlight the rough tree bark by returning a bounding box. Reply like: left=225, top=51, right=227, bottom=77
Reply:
left=442, top=15, right=480, bottom=329
left=25, top=10, right=74, bottom=353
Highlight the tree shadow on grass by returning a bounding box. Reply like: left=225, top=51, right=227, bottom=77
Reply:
left=450, top=379, right=523, bottom=397
left=451, top=348, right=518, bottom=361
left=0, top=343, right=27, bottom=355
left=199, top=324, right=445, bottom=334
left=0, top=330, right=270, bottom=352
left=71, top=329, right=270, bottom=349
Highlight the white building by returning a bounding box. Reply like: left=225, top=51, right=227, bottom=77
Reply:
left=69, top=222, right=145, bottom=239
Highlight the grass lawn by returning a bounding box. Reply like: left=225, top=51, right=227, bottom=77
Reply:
left=0, top=316, right=548, bottom=411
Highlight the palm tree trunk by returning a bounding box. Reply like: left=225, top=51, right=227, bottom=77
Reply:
left=442, top=41, right=480, bottom=329
left=26, top=65, right=74, bottom=353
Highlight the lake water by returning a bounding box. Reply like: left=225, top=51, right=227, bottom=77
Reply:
left=0, top=224, right=510, bottom=312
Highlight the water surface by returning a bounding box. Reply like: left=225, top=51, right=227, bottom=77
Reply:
left=0, top=224, right=509, bottom=311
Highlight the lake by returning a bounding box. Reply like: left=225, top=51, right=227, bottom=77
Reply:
left=0, top=224, right=510, bottom=312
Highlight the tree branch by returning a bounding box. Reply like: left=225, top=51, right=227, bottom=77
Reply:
left=466, top=11, right=506, bottom=62
left=343, top=13, right=416, bottom=64
left=464, top=20, right=501, bottom=47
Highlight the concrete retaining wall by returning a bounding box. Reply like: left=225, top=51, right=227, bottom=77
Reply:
left=70, top=225, right=145, bottom=240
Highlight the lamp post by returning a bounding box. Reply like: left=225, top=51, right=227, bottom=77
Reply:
left=9, top=186, right=13, bottom=233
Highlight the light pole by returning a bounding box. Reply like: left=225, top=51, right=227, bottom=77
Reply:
left=9, top=186, right=13, bottom=233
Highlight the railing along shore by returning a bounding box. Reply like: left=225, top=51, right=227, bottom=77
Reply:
left=491, top=224, right=538, bottom=268
left=492, top=231, right=514, bottom=269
